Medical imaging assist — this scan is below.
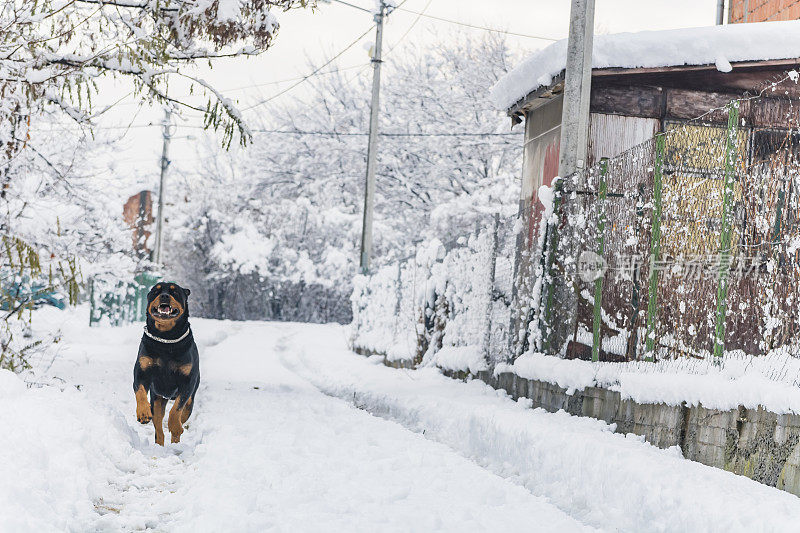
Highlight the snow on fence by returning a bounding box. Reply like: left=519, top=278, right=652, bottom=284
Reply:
left=352, top=88, right=800, bottom=382
left=350, top=215, right=517, bottom=371
left=88, top=273, right=158, bottom=327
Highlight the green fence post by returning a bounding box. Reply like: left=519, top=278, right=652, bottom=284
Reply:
left=540, top=177, right=564, bottom=354
left=772, top=188, right=785, bottom=247
left=89, top=278, right=96, bottom=326
left=713, top=102, right=740, bottom=360
left=644, top=133, right=666, bottom=361
left=592, top=159, right=609, bottom=362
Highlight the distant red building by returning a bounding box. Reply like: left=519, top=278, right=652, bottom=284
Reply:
left=123, top=191, right=154, bottom=258
left=729, top=0, right=800, bottom=23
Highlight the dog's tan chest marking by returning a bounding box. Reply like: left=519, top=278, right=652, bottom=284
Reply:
left=140, top=356, right=164, bottom=370
left=167, top=360, right=190, bottom=373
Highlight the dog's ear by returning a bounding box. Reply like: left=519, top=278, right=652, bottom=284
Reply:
left=184, top=287, right=191, bottom=298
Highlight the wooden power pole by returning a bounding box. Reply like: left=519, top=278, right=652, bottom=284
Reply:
left=558, top=0, right=596, bottom=182
left=358, top=0, right=387, bottom=274
left=153, top=107, right=171, bottom=265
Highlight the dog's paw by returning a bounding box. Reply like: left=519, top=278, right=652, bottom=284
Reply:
left=136, top=406, right=153, bottom=424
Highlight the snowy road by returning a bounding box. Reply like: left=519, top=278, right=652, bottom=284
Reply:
left=3, top=310, right=800, bottom=532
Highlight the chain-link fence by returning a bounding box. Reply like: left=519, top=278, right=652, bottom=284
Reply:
left=352, top=89, right=800, bottom=371
left=543, top=96, right=800, bottom=364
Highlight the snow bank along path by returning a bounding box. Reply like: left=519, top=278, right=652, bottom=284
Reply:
left=2, top=310, right=588, bottom=532
left=286, top=329, right=800, bottom=532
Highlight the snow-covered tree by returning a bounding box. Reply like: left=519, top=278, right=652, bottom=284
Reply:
left=0, top=113, right=137, bottom=370
left=0, top=0, right=311, bottom=369
left=168, top=32, right=523, bottom=322
left=0, top=0, right=308, bottom=148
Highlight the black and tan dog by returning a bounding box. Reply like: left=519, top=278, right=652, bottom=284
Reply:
left=133, top=281, right=199, bottom=445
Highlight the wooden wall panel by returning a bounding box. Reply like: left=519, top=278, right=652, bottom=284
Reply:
left=590, top=85, right=663, bottom=118
left=665, top=89, right=739, bottom=123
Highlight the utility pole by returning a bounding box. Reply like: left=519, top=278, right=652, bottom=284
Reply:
left=153, top=107, right=171, bottom=265
left=359, top=0, right=387, bottom=274
left=558, top=0, right=596, bottom=182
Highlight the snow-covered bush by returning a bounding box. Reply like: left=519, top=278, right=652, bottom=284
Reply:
left=351, top=216, right=518, bottom=372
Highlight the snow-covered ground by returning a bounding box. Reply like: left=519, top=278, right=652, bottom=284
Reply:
left=3, top=308, right=800, bottom=532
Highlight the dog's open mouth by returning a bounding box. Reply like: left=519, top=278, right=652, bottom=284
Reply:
left=154, top=303, right=180, bottom=318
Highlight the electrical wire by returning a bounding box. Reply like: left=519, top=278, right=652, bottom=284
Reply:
left=221, top=63, right=370, bottom=93
left=385, top=0, right=434, bottom=55
left=58, top=0, right=535, bottom=133
left=327, top=0, right=373, bottom=13
left=242, top=24, right=377, bottom=111
left=38, top=123, right=522, bottom=136
left=242, top=0, right=413, bottom=110
left=249, top=129, right=522, bottom=136
left=394, top=6, right=559, bottom=41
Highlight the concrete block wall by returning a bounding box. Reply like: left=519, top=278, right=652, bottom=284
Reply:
left=454, top=368, right=800, bottom=498
left=366, top=352, right=800, bottom=497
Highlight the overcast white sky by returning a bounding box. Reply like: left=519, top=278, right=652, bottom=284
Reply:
left=91, top=0, right=722, bottom=191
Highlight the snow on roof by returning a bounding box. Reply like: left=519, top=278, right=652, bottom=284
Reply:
left=491, top=20, right=800, bottom=111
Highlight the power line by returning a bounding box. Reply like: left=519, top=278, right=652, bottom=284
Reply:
left=221, top=63, right=370, bottom=93
left=250, top=129, right=522, bottom=137
left=394, top=7, right=560, bottom=41
left=242, top=0, right=413, bottom=111
left=38, top=123, right=522, bottom=136
left=89, top=63, right=373, bottom=109
left=385, top=0, right=433, bottom=54
left=326, top=0, right=373, bottom=13
left=242, top=24, right=376, bottom=111
left=327, top=0, right=557, bottom=42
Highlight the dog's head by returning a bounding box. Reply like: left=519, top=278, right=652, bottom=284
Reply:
left=146, top=281, right=191, bottom=332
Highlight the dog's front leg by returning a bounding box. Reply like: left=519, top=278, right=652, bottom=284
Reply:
left=152, top=395, right=167, bottom=445
left=134, top=384, right=152, bottom=424
left=133, top=355, right=154, bottom=424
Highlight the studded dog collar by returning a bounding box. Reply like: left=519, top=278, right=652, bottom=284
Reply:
left=143, top=325, right=191, bottom=344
